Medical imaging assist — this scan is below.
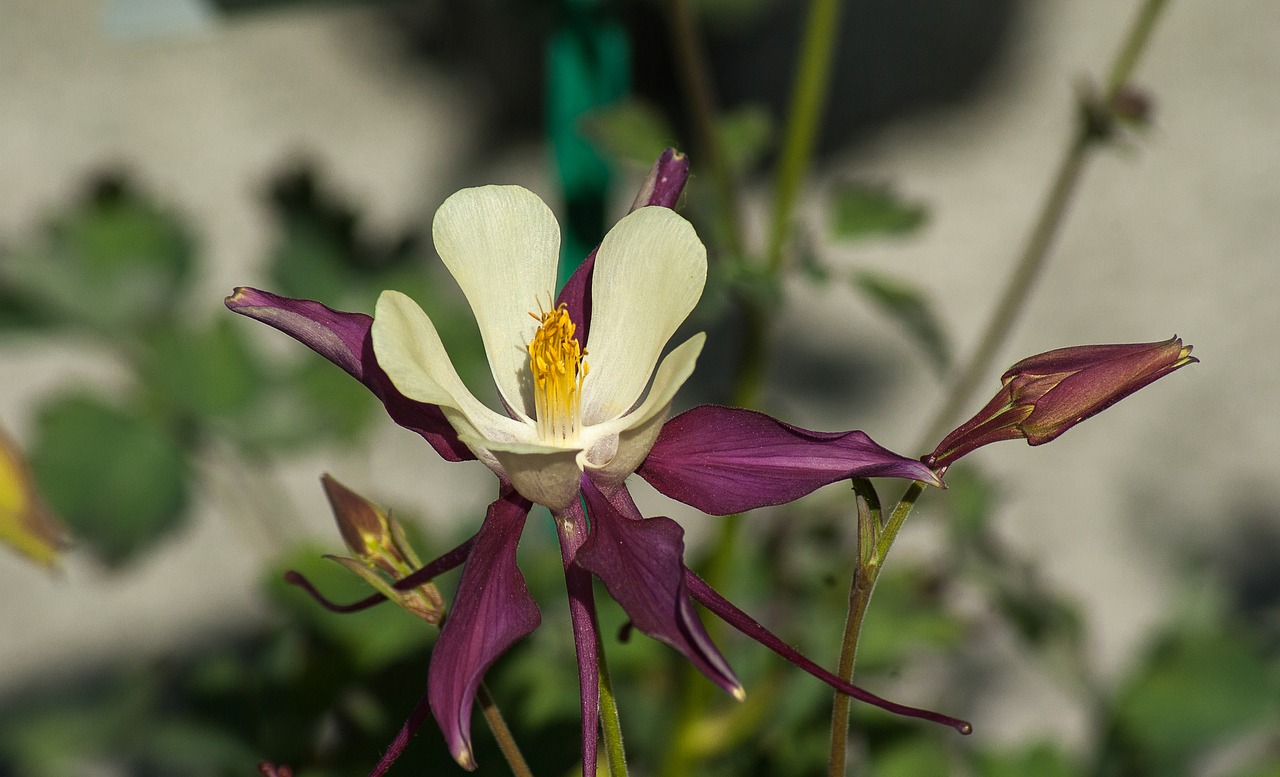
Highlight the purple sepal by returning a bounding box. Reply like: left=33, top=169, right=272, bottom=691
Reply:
left=576, top=478, right=742, bottom=697
left=684, top=569, right=973, bottom=735
left=638, top=405, right=942, bottom=516
left=429, top=490, right=540, bottom=770
left=225, top=287, right=473, bottom=462
left=556, top=498, right=600, bottom=777
left=557, top=253, right=595, bottom=349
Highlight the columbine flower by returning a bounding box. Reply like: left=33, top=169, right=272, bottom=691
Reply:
left=925, top=337, right=1197, bottom=470
left=228, top=150, right=968, bottom=775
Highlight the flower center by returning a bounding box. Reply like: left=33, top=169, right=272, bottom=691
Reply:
left=528, top=302, right=588, bottom=444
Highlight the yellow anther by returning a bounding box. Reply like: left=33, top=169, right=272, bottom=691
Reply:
left=527, top=303, right=587, bottom=443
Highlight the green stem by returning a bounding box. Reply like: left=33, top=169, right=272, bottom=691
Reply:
left=1103, top=0, right=1169, bottom=99
left=766, top=0, right=843, bottom=273
left=667, top=0, right=743, bottom=257
left=597, top=611, right=630, bottom=777
left=921, top=0, right=1172, bottom=445
left=875, top=481, right=926, bottom=564
left=827, top=486, right=881, bottom=776
left=827, top=569, right=875, bottom=777
left=477, top=683, right=534, bottom=777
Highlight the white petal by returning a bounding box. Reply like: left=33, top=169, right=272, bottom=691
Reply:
left=472, top=437, right=584, bottom=512
left=584, top=332, right=704, bottom=484
left=580, top=207, right=707, bottom=424
left=372, top=290, right=529, bottom=447
left=433, top=185, right=560, bottom=421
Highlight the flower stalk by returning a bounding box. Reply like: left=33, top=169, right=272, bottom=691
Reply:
left=923, top=0, right=1173, bottom=445
left=597, top=609, right=630, bottom=777
left=827, top=481, right=880, bottom=776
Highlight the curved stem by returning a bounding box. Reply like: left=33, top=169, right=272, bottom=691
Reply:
left=921, top=0, right=1173, bottom=446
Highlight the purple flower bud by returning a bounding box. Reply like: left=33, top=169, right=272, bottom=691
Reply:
left=926, top=337, right=1196, bottom=469
left=320, top=474, right=445, bottom=625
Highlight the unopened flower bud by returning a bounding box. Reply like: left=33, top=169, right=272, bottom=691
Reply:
left=926, top=337, right=1196, bottom=470
left=320, top=474, right=445, bottom=624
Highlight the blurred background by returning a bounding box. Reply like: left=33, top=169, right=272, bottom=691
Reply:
left=1, top=0, right=1277, bottom=775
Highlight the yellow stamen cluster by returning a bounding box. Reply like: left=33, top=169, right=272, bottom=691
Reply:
left=528, top=303, right=588, bottom=443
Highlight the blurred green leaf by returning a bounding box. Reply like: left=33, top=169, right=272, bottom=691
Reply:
left=854, top=270, right=950, bottom=373
left=716, top=104, right=773, bottom=175
left=857, top=569, right=965, bottom=671
left=266, top=222, right=356, bottom=305
left=140, top=317, right=265, bottom=425
left=943, top=465, right=999, bottom=542
left=1, top=176, right=193, bottom=333
left=993, top=578, right=1084, bottom=651
left=227, top=359, right=377, bottom=452
left=140, top=720, right=260, bottom=773
left=0, top=669, right=155, bottom=777
left=789, top=228, right=832, bottom=285
left=263, top=165, right=419, bottom=307
left=1227, top=760, right=1280, bottom=777
left=974, top=742, right=1081, bottom=777
left=869, top=735, right=952, bottom=777
left=0, top=283, right=56, bottom=330
left=580, top=98, right=677, bottom=168
left=831, top=182, right=928, bottom=240
left=28, top=393, right=188, bottom=565
left=1116, top=628, right=1279, bottom=770
left=266, top=546, right=434, bottom=674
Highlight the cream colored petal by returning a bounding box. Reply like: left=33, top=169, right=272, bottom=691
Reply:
left=433, top=185, right=560, bottom=421
left=372, top=290, right=529, bottom=447
left=585, top=332, right=704, bottom=484
left=580, top=207, right=707, bottom=424
left=470, top=437, right=584, bottom=512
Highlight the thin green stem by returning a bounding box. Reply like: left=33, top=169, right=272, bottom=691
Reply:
left=667, top=0, right=743, bottom=257
left=876, top=481, right=926, bottom=564
left=597, top=619, right=630, bottom=777
left=766, top=0, right=843, bottom=273
left=921, top=0, right=1173, bottom=446
left=1103, top=0, right=1169, bottom=99
left=827, top=569, right=875, bottom=777
left=477, top=683, right=534, bottom=777
left=827, top=487, right=881, bottom=777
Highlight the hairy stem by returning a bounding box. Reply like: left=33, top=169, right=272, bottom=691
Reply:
left=597, top=613, right=630, bottom=777
left=828, top=486, right=881, bottom=776
left=477, top=683, right=534, bottom=777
